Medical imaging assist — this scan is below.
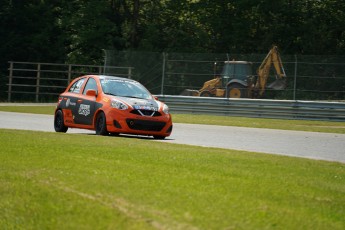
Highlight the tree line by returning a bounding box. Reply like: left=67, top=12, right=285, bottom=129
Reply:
left=1, top=0, right=345, bottom=99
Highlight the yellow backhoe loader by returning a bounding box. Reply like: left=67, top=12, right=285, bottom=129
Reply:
left=180, top=46, right=287, bottom=98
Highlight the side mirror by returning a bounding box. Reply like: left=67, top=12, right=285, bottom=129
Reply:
left=86, top=89, right=97, bottom=97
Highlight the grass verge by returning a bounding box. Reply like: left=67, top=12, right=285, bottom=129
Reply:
left=0, top=105, right=56, bottom=115
left=0, top=105, right=344, bottom=134
left=1, top=129, right=344, bottom=229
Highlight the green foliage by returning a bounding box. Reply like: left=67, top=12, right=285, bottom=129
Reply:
left=1, top=0, right=345, bottom=101
left=1, top=0, right=345, bottom=65
left=0, top=0, right=65, bottom=64
left=59, top=0, right=125, bottom=64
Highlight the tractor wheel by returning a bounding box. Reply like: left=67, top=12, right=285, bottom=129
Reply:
left=228, top=83, right=248, bottom=98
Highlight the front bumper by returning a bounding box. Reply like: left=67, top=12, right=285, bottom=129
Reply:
left=105, top=109, right=173, bottom=137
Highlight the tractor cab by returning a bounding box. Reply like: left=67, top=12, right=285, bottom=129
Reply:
left=220, top=61, right=253, bottom=87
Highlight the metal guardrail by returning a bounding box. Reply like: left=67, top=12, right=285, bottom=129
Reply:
left=156, top=95, right=345, bottom=121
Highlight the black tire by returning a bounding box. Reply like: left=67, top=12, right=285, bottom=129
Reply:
left=54, top=110, right=68, bottom=133
left=153, top=135, right=166, bottom=140
left=227, top=83, right=248, bottom=98
left=95, top=112, right=108, bottom=136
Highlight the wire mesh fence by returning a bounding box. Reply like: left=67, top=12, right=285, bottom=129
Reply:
left=5, top=52, right=345, bottom=102
left=104, top=50, right=345, bottom=101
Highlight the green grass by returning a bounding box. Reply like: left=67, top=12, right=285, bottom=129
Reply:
left=0, top=105, right=344, bottom=134
left=1, top=129, right=344, bottom=229
left=173, top=114, right=345, bottom=134
left=0, top=105, right=56, bottom=115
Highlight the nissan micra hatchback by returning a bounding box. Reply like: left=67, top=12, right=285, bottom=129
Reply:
left=54, top=75, right=172, bottom=139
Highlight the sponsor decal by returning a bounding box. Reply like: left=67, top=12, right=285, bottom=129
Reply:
left=103, top=98, right=109, bottom=102
left=133, top=105, right=158, bottom=111
left=66, top=98, right=76, bottom=107
left=78, top=104, right=90, bottom=116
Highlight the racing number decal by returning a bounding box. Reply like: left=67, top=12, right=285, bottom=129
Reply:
left=78, top=104, right=91, bottom=116
left=74, top=100, right=95, bottom=125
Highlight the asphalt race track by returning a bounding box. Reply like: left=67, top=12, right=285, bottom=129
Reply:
left=0, top=111, right=344, bottom=163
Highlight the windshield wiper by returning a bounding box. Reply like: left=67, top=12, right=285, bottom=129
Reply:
left=121, top=95, right=147, bottom=99
left=105, top=93, right=149, bottom=100
left=105, top=92, right=117, bottom=96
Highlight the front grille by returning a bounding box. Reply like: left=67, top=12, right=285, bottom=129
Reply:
left=130, top=110, right=161, bottom=117
left=126, top=119, right=166, bottom=131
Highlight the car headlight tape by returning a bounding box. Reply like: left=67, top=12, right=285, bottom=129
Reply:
left=163, top=104, right=169, bottom=114
left=111, top=99, right=128, bottom=110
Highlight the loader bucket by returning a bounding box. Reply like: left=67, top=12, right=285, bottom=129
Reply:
left=180, top=89, right=200, bottom=96
left=267, top=79, right=286, bottom=90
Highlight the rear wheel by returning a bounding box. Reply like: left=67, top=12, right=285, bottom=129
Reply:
left=95, top=112, right=108, bottom=136
left=54, top=110, right=68, bottom=133
left=228, top=83, right=248, bottom=98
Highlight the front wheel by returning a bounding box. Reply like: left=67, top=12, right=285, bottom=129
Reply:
left=227, top=83, right=248, bottom=98
left=95, top=112, right=108, bottom=136
left=54, top=110, right=68, bottom=133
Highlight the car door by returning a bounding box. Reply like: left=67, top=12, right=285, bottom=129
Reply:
left=61, top=77, right=85, bottom=124
left=73, top=77, right=98, bottom=125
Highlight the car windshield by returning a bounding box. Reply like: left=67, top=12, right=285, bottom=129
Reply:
left=100, top=78, right=152, bottom=100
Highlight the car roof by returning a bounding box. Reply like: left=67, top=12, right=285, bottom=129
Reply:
left=83, top=75, right=137, bottom=83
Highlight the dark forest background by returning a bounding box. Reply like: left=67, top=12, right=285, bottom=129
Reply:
left=1, top=0, right=345, bottom=100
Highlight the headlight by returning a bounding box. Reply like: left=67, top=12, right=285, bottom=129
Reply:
left=111, top=99, right=128, bottom=110
left=162, top=104, right=169, bottom=114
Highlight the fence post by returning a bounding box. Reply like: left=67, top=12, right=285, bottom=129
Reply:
left=8, top=62, right=13, bottom=102
left=103, top=49, right=107, bottom=75
left=161, top=52, right=166, bottom=95
left=293, top=55, right=298, bottom=100
left=36, top=63, right=41, bottom=102
left=67, top=64, right=72, bottom=85
left=128, top=67, right=132, bottom=79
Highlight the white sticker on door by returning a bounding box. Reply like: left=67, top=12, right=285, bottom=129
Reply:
left=78, top=104, right=90, bottom=116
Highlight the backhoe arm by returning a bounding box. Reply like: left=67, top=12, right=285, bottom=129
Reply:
left=199, top=77, right=222, bottom=92
left=255, top=46, right=286, bottom=96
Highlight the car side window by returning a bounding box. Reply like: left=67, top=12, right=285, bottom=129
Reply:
left=68, top=78, right=85, bottom=94
left=83, top=78, right=98, bottom=95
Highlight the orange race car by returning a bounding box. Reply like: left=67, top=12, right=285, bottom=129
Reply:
left=54, top=75, right=173, bottom=139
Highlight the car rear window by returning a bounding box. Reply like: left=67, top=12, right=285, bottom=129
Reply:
left=68, top=78, right=85, bottom=94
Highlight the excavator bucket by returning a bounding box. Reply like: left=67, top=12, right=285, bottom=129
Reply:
left=267, top=78, right=286, bottom=90
left=180, top=89, right=200, bottom=96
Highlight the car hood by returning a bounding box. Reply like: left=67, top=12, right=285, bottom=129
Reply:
left=117, top=96, right=160, bottom=111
